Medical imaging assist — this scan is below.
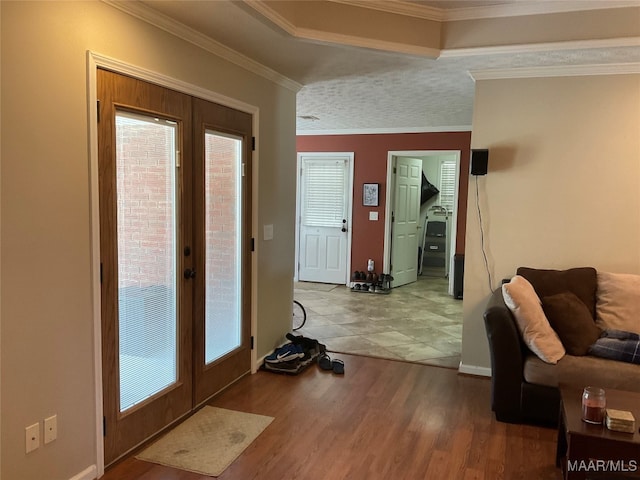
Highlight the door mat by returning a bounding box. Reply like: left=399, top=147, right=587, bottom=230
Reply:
left=136, top=406, right=274, bottom=477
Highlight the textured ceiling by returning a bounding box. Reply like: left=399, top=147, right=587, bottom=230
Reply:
left=136, top=0, right=640, bottom=133
left=296, top=45, right=640, bottom=132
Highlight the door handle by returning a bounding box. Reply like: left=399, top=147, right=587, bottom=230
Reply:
left=184, top=268, right=196, bottom=279
left=341, top=227, right=347, bottom=232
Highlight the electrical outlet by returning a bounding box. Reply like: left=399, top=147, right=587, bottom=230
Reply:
left=25, top=423, right=40, bottom=454
left=44, top=415, right=57, bottom=444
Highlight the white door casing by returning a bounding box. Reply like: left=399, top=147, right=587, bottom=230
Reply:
left=390, top=157, right=422, bottom=288
left=296, top=153, right=353, bottom=285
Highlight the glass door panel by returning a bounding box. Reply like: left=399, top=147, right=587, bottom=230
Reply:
left=115, top=111, right=179, bottom=411
left=192, top=96, right=252, bottom=406
left=204, top=132, right=242, bottom=364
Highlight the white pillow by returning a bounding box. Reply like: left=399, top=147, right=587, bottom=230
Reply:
left=502, top=275, right=565, bottom=364
left=596, top=271, right=640, bottom=335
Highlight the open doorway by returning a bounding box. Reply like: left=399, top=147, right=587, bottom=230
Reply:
left=293, top=148, right=465, bottom=369
left=383, top=150, right=461, bottom=295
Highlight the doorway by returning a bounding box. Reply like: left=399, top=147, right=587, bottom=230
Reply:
left=384, top=151, right=461, bottom=294
left=295, top=152, right=354, bottom=285
left=97, top=69, right=253, bottom=465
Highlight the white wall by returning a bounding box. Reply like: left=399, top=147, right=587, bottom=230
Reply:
left=461, top=73, right=640, bottom=372
left=1, top=2, right=297, bottom=479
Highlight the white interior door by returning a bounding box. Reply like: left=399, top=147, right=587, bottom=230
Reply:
left=298, top=154, right=351, bottom=284
left=390, top=157, right=422, bottom=288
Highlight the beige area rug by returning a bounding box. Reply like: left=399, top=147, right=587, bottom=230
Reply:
left=136, top=406, right=274, bottom=477
left=294, top=281, right=340, bottom=292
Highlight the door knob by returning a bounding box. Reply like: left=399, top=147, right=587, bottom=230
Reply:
left=184, top=268, right=196, bottom=279
left=341, top=227, right=347, bottom=232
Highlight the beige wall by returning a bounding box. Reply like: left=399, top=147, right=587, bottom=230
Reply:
left=1, top=2, right=296, bottom=479
left=442, top=7, right=640, bottom=49
left=462, top=74, right=640, bottom=371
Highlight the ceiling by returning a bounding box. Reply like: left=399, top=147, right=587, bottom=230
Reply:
left=124, top=0, right=640, bottom=133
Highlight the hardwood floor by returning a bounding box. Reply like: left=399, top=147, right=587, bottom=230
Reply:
left=102, top=355, right=561, bottom=480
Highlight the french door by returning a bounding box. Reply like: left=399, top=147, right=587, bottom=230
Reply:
left=97, top=69, right=252, bottom=465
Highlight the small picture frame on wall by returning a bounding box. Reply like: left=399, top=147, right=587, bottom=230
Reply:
left=363, top=183, right=379, bottom=207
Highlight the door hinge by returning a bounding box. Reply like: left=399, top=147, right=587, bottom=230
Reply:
left=393, top=167, right=397, bottom=174
left=251, top=238, right=255, bottom=252
left=250, top=336, right=254, bottom=350
left=103, top=416, right=107, bottom=437
left=251, top=137, right=256, bottom=151
left=242, top=163, right=246, bottom=177
left=97, top=100, right=101, bottom=123
left=100, top=262, right=103, bottom=284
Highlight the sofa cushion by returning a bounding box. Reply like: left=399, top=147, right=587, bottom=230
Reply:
left=524, top=353, right=640, bottom=393
left=596, top=271, right=640, bottom=335
left=502, top=275, right=565, bottom=364
left=517, top=267, right=597, bottom=319
left=542, top=292, right=602, bottom=356
left=523, top=355, right=558, bottom=387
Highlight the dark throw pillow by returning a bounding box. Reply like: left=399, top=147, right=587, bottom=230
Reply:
left=517, top=267, right=598, bottom=318
left=541, top=291, right=602, bottom=356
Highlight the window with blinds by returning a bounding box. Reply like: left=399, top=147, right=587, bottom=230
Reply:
left=302, top=160, right=346, bottom=227
left=115, top=111, right=178, bottom=412
left=439, top=160, right=457, bottom=213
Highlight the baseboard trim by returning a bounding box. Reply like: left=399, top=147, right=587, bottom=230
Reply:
left=255, top=352, right=269, bottom=371
left=69, top=465, right=97, bottom=480
left=458, top=363, right=492, bottom=377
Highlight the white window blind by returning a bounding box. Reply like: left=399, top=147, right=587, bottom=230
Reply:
left=302, top=160, right=346, bottom=227
left=115, top=111, right=178, bottom=412
left=439, top=161, right=457, bottom=213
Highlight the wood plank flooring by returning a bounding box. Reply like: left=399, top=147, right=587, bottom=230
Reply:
left=101, top=355, right=561, bottom=480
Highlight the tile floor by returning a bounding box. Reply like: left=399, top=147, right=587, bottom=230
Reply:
left=293, top=275, right=463, bottom=369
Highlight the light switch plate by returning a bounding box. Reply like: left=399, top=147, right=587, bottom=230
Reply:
left=263, top=224, right=274, bottom=241
left=369, top=211, right=379, bottom=221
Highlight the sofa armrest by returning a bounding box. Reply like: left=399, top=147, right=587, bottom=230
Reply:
left=484, top=288, right=527, bottom=422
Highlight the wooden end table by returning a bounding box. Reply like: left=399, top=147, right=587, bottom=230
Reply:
left=557, top=385, right=640, bottom=479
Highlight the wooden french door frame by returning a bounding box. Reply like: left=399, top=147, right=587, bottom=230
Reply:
left=92, top=65, right=257, bottom=466
left=98, top=69, right=195, bottom=466
left=89, top=54, right=260, bottom=476
left=192, top=97, right=253, bottom=406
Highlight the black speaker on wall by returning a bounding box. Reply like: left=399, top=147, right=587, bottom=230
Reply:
left=471, top=149, right=489, bottom=176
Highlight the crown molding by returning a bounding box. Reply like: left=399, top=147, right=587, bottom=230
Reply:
left=329, top=0, right=444, bottom=21
left=440, top=36, right=640, bottom=58
left=469, top=62, right=640, bottom=81
left=296, top=126, right=472, bottom=136
left=101, top=0, right=302, bottom=92
left=296, top=27, right=441, bottom=58
left=445, top=0, right=640, bottom=21
left=245, top=0, right=440, bottom=58
left=329, top=0, right=640, bottom=22
left=244, top=0, right=298, bottom=36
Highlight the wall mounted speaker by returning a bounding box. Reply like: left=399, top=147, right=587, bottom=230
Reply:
left=471, top=149, right=489, bottom=176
